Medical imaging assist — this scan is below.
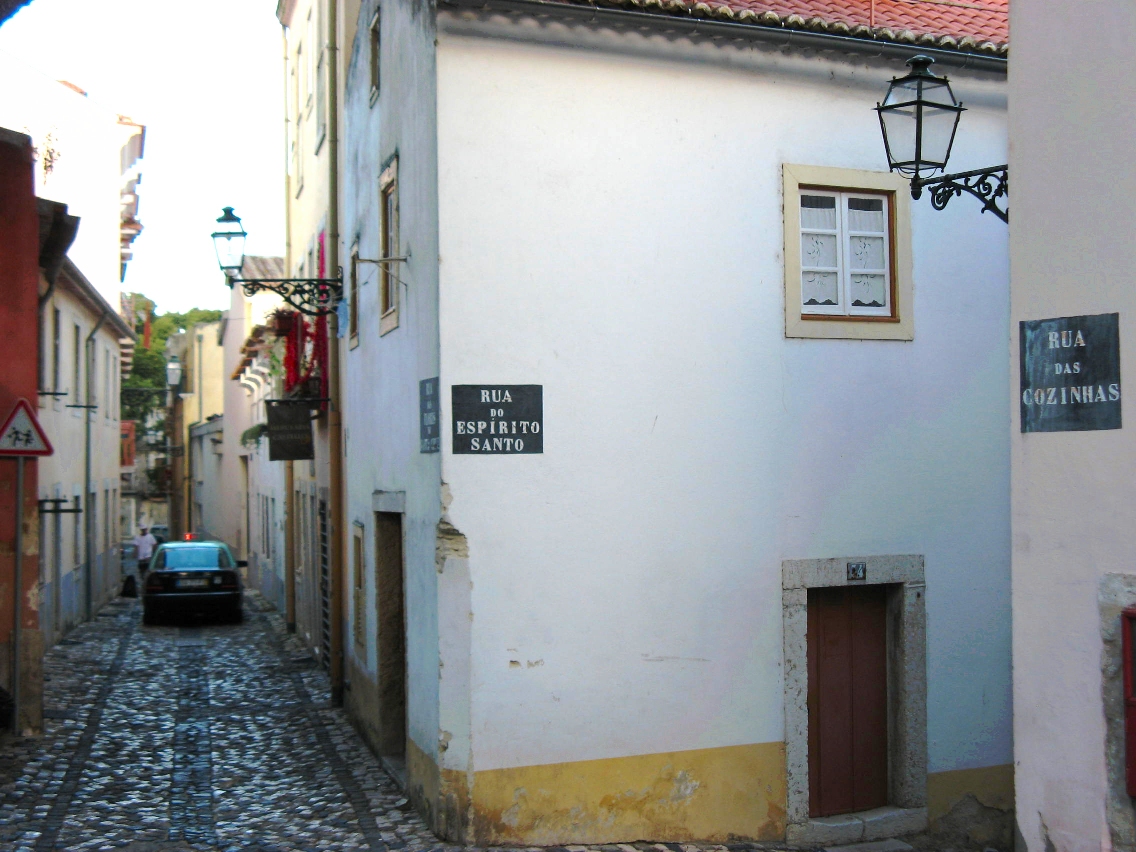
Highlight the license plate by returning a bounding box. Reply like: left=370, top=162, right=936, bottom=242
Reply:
left=176, top=578, right=209, bottom=589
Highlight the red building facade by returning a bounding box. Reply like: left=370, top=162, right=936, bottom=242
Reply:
left=0, top=127, right=42, bottom=734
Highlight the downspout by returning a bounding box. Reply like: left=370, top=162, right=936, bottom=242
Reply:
left=282, top=24, right=297, bottom=633
left=193, top=333, right=204, bottom=533
left=84, top=309, right=109, bottom=621
left=327, top=0, right=346, bottom=704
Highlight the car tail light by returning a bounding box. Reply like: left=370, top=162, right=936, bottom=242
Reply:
left=219, top=570, right=239, bottom=590
left=146, top=574, right=164, bottom=592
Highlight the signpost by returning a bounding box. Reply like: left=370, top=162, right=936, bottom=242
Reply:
left=0, top=399, right=53, bottom=734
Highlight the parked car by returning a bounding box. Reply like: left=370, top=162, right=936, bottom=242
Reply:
left=142, top=541, right=246, bottom=625
left=148, top=524, right=169, bottom=544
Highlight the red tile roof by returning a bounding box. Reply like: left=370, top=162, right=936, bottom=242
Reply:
left=557, top=0, right=1008, bottom=54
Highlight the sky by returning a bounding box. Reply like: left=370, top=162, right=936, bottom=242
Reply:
left=0, top=0, right=285, bottom=313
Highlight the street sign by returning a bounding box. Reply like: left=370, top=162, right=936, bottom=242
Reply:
left=452, top=385, right=543, bottom=454
left=0, top=398, right=53, bottom=456
left=1020, top=313, right=1122, bottom=432
left=420, top=377, right=440, bottom=453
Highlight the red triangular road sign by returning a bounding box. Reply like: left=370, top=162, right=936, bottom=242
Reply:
left=0, top=398, right=53, bottom=456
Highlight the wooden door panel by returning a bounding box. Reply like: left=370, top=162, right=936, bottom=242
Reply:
left=807, top=585, right=889, bottom=818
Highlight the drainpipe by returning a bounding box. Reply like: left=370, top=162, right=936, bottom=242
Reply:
left=327, top=0, right=346, bottom=705
left=191, top=333, right=203, bottom=534
left=281, top=23, right=298, bottom=634
left=84, top=309, right=109, bottom=621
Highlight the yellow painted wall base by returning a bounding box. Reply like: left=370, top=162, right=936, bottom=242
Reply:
left=407, top=741, right=787, bottom=845
left=408, top=736, right=471, bottom=842
left=928, top=763, right=1014, bottom=821
left=927, top=763, right=1014, bottom=848
left=468, top=742, right=786, bottom=845
left=407, top=738, right=1010, bottom=846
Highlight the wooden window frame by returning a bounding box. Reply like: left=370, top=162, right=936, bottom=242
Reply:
left=353, top=522, right=366, bottom=649
left=348, top=246, right=360, bottom=348
left=304, top=11, right=314, bottom=117
left=52, top=307, right=61, bottom=395
left=72, top=323, right=81, bottom=409
left=379, top=157, right=399, bottom=336
left=783, top=164, right=913, bottom=341
left=369, top=9, right=381, bottom=106
left=315, top=48, right=327, bottom=153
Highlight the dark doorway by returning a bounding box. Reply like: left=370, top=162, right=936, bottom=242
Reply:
left=807, top=584, right=889, bottom=817
left=374, top=511, right=406, bottom=763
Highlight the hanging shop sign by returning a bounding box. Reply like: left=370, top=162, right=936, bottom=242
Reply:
left=420, top=377, right=440, bottom=453
left=452, top=385, right=543, bottom=454
left=266, top=400, right=315, bottom=460
left=1020, top=313, right=1121, bottom=433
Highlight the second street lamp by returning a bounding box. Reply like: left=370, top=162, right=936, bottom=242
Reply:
left=876, top=55, right=1008, bottom=222
left=210, top=207, right=343, bottom=315
left=165, top=355, right=183, bottom=389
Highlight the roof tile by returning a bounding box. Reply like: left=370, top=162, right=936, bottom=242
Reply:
left=560, top=0, right=1008, bottom=54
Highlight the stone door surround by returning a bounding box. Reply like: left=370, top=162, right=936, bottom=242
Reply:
left=782, top=555, right=928, bottom=844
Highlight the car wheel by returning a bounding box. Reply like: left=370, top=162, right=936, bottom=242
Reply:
left=228, top=601, right=243, bottom=624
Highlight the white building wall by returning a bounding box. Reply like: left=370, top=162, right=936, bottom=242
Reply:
left=189, top=418, right=224, bottom=540
left=433, top=29, right=1009, bottom=830
left=246, top=370, right=288, bottom=613
left=37, top=272, right=126, bottom=645
left=341, top=0, right=443, bottom=773
left=1009, top=2, right=1136, bottom=850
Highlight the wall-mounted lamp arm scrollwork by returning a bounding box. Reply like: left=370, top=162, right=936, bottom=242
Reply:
left=911, top=165, right=1008, bottom=223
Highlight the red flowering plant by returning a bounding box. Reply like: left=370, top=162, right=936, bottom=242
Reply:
left=282, top=312, right=329, bottom=409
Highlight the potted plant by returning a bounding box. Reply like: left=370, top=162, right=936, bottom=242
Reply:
left=269, top=308, right=296, bottom=336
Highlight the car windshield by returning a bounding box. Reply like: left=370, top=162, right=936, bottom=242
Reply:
left=156, top=547, right=232, bottom=569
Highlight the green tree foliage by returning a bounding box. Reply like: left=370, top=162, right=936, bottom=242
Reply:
left=120, top=293, right=222, bottom=424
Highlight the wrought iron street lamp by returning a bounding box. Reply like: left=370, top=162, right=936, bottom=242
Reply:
left=876, top=56, right=1008, bottom=222
left=210, top=207, right=343, bottom=315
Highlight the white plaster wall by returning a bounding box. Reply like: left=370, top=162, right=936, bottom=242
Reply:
left=37, top=282, right=125, bottom=640
left=341, top=0, right=443, bottom=762
left=190, top=419, right=224, bottom=539
left=1009, top=3, right=1136, bottom=849
left=436, top=32, right=1010, bottom=773
left=211, top=287, right=283, bottom=560
left=246, top=363, right=288, bottom=611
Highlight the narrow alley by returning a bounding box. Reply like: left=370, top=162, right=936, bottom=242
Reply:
left=0, top=594, right=438, bottom=852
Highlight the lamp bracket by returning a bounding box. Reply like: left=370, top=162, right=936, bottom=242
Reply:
left=912, top=164, right=1008, bottom=223
left=227, top=269, right=344, bottom=316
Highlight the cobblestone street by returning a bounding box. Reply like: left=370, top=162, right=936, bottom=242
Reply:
left=0, top=593, right=443, bottom=852
left=0, top=594, right=801, bottom=852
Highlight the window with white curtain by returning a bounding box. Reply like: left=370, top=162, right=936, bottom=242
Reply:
left=782, top=163, right=913, bottom=341
left=800, top=191, right=891, bottom=318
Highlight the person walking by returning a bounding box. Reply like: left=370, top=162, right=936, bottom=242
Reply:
left=133, top=526, right=157, bottom=575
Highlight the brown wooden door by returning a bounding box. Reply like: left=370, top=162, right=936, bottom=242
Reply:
left=807, top=584, right=888, bottom=817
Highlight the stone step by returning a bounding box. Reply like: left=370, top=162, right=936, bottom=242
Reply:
left=825, top=840, right=914, bottom=852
